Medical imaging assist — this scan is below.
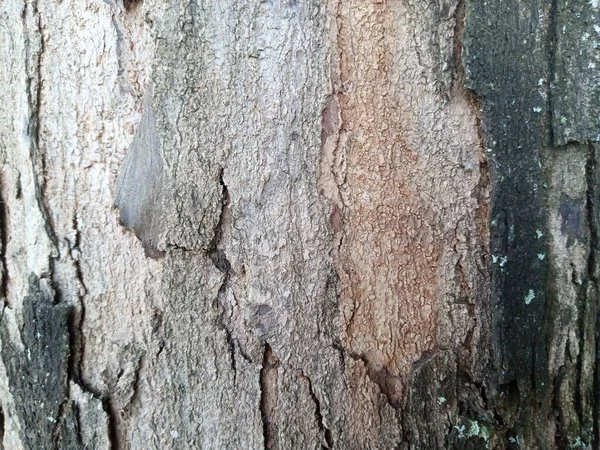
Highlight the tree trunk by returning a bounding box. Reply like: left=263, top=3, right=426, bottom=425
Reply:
left=0, top=0, right=598, bottom=449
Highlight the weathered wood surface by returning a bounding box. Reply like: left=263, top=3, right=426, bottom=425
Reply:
left=0, top=0, right=597, bottom=449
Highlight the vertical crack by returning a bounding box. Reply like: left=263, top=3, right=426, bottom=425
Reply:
left=0, top=175, right=9, bottom=306
left=0, top=406, right=5, bottom=447
left=587, top=142, right=600, bottom=450
left=301, top=372, right=333, bottom=449
left=209, top=169, right=237, bottom=380
left=69, top=212, right=88, bottom=384
left=104, top=398, right=122, bottom=450
left=209, top=169, right=231, bottom=273
left=260, top=344, right=279, bottom=450
left=25, top=0, right=57, bottom=250
left=450, top=0, right=466, bottom=94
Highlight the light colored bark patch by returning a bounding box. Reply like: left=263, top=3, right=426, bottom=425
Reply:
left=324, top=0, right=488, bottom=381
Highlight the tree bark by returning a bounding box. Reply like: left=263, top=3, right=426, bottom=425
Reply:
left=0, top=0, right=598, bottom=449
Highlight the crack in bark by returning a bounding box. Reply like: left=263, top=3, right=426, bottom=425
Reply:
left=453, top=0, right=491, bottom=252
left=585, top=142, right=600, bottom=450
left=24, top=0, right=57, bottom=251
left=451, top=2, right=493, bottom=427
left=119, top=355, right=144, bottom=422
left=0, top=175, right=9, bottom=306
left=69, top=211, right=88, bottom=384
left=347, top=351, right=403, bottom=409
left=260, top=344, right=279, bottom=450
left=0, top=406, right=4, bottom=446
left=301, top=372, right=333, bottom=449
left=104, top=397, right=122, bottom=450
left=51, top=396, right=71, bottom=446
left=209, top=170, right=238, bottom=380
left=18, top=3, right=127, bottom=448
left=450, top=0, right=466, bottom=95
left=319, top=0, right=348, bottom=258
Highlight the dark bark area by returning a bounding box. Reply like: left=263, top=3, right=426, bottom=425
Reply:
left=463, top=0, right=600, bottom=447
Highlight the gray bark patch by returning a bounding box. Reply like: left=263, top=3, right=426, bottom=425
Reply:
left=115, top=89, right=165, bottom=258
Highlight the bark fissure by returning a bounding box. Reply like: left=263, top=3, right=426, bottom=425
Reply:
left=454, top=0, right=490, bottom=246
left=69, top=211, right=88, bottom=383
left=586, top=142, right=599, bottom=449
left=347, top=351, right=403, bottom=409
left=209, top=170, right=237, bottom=379
left=260, top=344, right=279, bottom=450
left=26, top=0, right=57, bottom=250
left=450, top=0, right=466, bottom=94
left=123, top=356, right=144, bottom=415
left=104, top=398, right=122, bottom=450
left=51, top=395, right=71, bottom=446
left=0, top=175, right=9, bottom=305
left=0, top=406, right=5, bottom=445
left=301, top=372, right=333, bottom=449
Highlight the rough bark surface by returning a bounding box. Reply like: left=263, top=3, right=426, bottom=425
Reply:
left=0, top=0, right=597, bottom=449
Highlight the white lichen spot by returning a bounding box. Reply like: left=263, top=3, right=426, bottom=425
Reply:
left=47, top=416, right=56, bottom=424
left=536, top=229, right=543, bottom=239
left=466, top=421, right=491, bottom=448
left=533, top=106, right=542, bottom=113
left=437, top=396, right=447, bottom=405
left=537, top=253, right=545, bottom=260
left=525, top=289, right=535, bottom=305
left=595, top=24, right=600, bottom=34
left=592, top=0, right=599, bottom=8
left=487, top=148, right=493, bottom=153
left=589, top=62, right=596, bottom=69
left=468, top=421, right=480, bottom=437
left=455, top=424, right=466, bottom=439
left=582, top=32, right=590, bottom=42
left=561, top=116, right=568, bottom=124
left=170, top=430, right=179, bottom=439
left=499, top=256, right=508, bottom=267
left=569, top=436, right=590, bottom=449
left=538, top=77, right=545, bottom=86
left=492, top=255, right=499, bottom=264
left=509, top=435, right=521, bottom=446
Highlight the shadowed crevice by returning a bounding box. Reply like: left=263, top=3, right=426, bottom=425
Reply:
left=301, top=372, right=334, bottom=449
left=260, top=344, right=279, bottom=450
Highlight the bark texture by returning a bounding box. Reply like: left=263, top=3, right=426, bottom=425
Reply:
left=0, top=0, right=598, bottom=449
